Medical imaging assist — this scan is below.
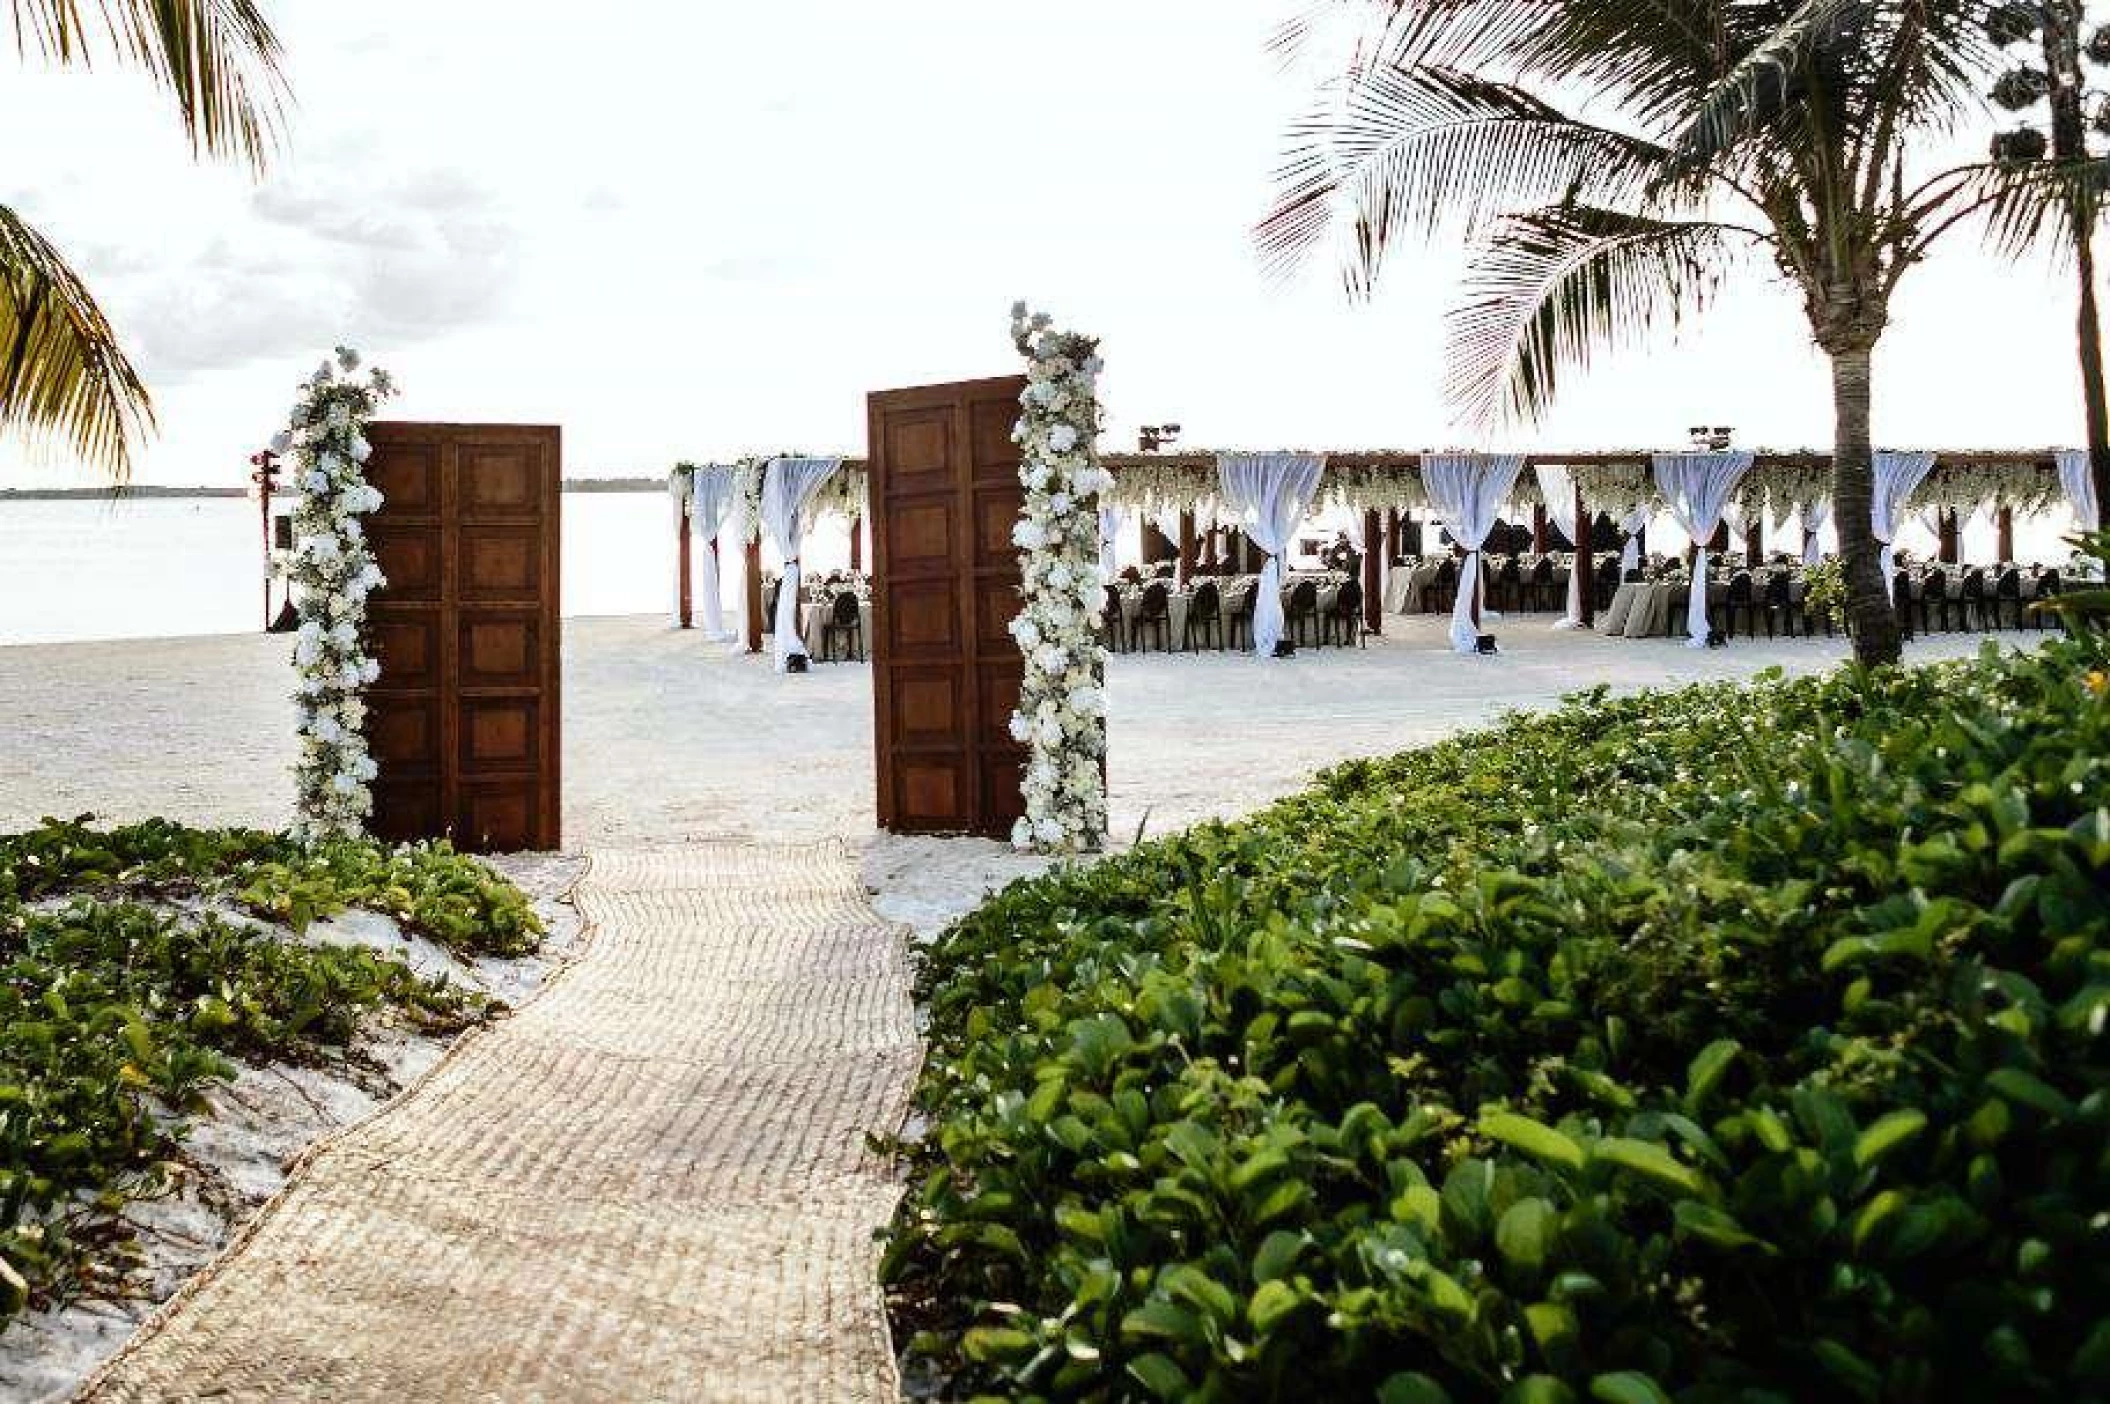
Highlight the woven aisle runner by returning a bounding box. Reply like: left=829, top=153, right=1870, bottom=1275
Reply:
left=79, top=842, right=920, bottom=1403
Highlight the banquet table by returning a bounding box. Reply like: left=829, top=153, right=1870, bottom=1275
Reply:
left=1386, top=558, right=1571, bottom=615
left=1600, top=578, right=1729, bottom=639
left=1117, top=576, right=1344, bottom=650
left=795, top=597, right=875, bottom=661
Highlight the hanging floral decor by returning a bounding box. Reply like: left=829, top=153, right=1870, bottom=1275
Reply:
left=272, top=348, right=394, bottom=844
left=733, top=455, right=769, bottom=543
left=1006, top=302, right=1111, bottom=856
left=1919, top=459, right=2066, bottom=516
left=806, top=463, right=869, bottom=528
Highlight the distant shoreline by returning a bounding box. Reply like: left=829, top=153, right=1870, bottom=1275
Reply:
left=0, top=478, right=666, bottom=502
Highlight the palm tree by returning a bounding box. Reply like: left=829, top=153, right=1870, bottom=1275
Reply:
left=1260, top=0, right=2009, bottom=665
left=5, top=2, right=287, bottom=479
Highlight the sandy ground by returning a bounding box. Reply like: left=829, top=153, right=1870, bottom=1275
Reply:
left=0, top=610, right=2004, bottom=931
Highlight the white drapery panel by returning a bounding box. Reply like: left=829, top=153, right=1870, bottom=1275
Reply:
left=1533, top=463, right=1585, bottom=628
left=1423, top=453, right=1527, bottom=652
left=1619, top=505, right=1650, bottom=576
left=1871, top=450, right=1938, bottom=581
left=688, top=466, right=738, bottom=641
left=1099, top=507, right=1122, bottom=581
left=1652, top=451, right=1754, bottom=647
left=761, top=456, right=842, bottom=672
left=2060, top=449, right=2102, bottom=532
left=1802, top=499, right=1833, bottom=566
left=1217, top=452, right=1326, bottom=657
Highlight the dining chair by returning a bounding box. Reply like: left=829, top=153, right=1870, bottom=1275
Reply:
left=1325, top=580, right=1365, bottom=647
left=1184, top=581, right=1225, bottom=652
left=820, top=591, right=864, bottom=662
left=1285, top=579, right=1322, bottom=647
left=1134, top=580, right=1173, bottom=653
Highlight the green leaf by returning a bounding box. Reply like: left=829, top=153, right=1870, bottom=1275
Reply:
left=1249, top=1279, right=1302, bottom=1334
left=1496, top=1198, right=1558, bottom=1274
left=1852, top=1109, right=1928, bottom=1169
left=1591, top=1137, right=1705, bottom=1198
left=1685, top=1038, right=1740, bottom=1108
left=1126, top=1352, right=1192, bottom=1400
left=1986, top=1068, right=2076, bottom=1118
left=1379, top=1372, right=1454, bottom=1404
left=1506, top=1375, right=1578, bottom=1404
left=1589, top=1371, right=1671, bottom=1404
left=1121, top=1299, right=1207, bottom=1346
left=1480, top=1110, right=1585, bottom=1172
left=1674, top=1200, right=1768, bottom=1251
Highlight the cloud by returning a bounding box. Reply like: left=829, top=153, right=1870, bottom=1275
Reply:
left=120, top=165, right=519, bottom=382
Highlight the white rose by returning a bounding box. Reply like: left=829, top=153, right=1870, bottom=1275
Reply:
left=1048, top=425, right=1078, bottom=454
left=1008, top=713, right=1032, bottom=742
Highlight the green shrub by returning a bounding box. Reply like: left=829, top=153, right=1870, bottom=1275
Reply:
left=886, top=637, right=2110, bottom=1402
left=0, top=820, right=544, bottom=1323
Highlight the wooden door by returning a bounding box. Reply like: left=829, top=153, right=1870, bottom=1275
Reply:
left=362, top=423, right=562, bottom=852
left=868, top=377, right=1028, bottom=835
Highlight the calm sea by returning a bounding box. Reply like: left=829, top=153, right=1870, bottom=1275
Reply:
left=0, top=493, right=862, bottom=647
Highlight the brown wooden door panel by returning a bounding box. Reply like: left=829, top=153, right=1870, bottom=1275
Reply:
left=364, top=422, right=561, bottom=853
left=869, top=377, right=1027, bottom=837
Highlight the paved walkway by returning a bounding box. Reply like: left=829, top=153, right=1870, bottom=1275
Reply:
left=79, top=842, right=920, bottom=1403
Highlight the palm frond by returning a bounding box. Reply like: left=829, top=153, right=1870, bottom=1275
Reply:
left=1446, top=206, right=1752, bottom=428
left=0, top=203, right=153, bottom=479
left=1259, top=62, right=1674, bottom=294
left=1921, top=155, right=2110, bottom=263
left=1675, top=0, right=1865, bottom=166
left=9, top=0, right=288, bottom=169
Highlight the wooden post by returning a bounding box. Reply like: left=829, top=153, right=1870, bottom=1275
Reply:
left=744, top=536, right=763, bottom=654
left=850, top=514, right=863, bottom=572
left=677, top=493, right=694, bottom=629
left=1384, top=508, right=1401, bottom=566
left=1362, top=509, right=1383, bottom=634
left=1177, top=510, right=1196, bottom=585
left=1937, top=509, right=1960, bottom=564
left=1532, top=504, right=1549, bottom=554
left=1997, top=506, right=2016, bottom=561
left=1575, top=484, right=1595, bottom=628
left=1744, top=520, right=1763, bottom=568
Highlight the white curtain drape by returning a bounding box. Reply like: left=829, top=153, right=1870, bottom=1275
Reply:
left=1423, top=453, right=1528, bottom=652
left=1652, top=451, right=1754, bottom=647
left=1099, top=507, right=1122, bottom=581
left=2059, top=448, right=2101, bottom=532
left=1870, top=450, right=1938, bottom=581
left=1217, top=452, right=1326, bottom=657
left=1802, top=499, right=1833, bottom=566
left=1619, top=505, right=1650, bottom=576
left=1534, top=463, right=1584, bottom=628
left=688, top=466, right=738, bottom=641
left=761, top=456, right=842, bottom=672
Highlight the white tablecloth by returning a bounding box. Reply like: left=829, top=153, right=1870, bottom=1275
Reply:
left=795, top=599, right=874, bottom=660
left=1117, top=581, right=1344, bottom=650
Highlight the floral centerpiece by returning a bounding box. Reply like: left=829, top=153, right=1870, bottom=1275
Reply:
left=271, top=348, right=393, bottom=843
left=1006, top=302, right=1111, bottom=855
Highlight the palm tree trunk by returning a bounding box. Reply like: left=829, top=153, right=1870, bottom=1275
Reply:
left=2044, top=0, right=2110, bottom=530
left=1829, top=345, right=1900, bottom=665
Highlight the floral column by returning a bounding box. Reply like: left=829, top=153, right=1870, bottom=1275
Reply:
left=274, top=348, right=394, bottom=844
left=1006, top=303, right=1110, bottom=855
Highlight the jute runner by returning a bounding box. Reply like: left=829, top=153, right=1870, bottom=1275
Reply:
left=78, top=841, right=920, bottom=1403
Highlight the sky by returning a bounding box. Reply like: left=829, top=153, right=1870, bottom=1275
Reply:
left=0, top=0, right=2098, bottom=488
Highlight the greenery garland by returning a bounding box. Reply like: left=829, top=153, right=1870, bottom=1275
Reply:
left=1007, top=302, right=1110, bottom=855
left=272, top=349, right=393, bottom=844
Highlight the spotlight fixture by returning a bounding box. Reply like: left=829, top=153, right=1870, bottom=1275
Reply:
left=1138, top=422, right=1183, bottom=453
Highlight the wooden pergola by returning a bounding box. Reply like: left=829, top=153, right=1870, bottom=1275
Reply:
left=673, top=448, right=2069, bottom=647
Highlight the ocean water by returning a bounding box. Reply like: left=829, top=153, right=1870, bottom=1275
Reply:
left=0, top=493, right=859, bottom=647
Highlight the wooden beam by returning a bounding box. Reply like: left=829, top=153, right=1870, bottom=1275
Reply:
left=1362, top=510, right=1383, bottom=634
left=744, top=537, right=763, bottom=654
left=1177, top=510, right=1196, bottom=585
left=1745, top=520, right=1763, bottom=568
left=1384, top=508, right=1401, bottom=566
left=676, top=492, right=693, bottom=629
left=850, top=515, right=863, bottom=572
left=1937, top=508, right=1960, bottom=564
left=1532, top=504, right=1549, bottom=554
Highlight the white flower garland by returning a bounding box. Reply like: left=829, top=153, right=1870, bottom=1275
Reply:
left=272, top=348, right=394, bottom=844
left=1007, top=302, right=1110, bottom=856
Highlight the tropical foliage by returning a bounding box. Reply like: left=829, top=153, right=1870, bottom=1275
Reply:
left=0, top=817, right=542, bottom=1323
left=1259, top=0, right=2036, bottom=665
left=3, top=0, right=287, bottom=477
left=887, top=635, right=2110, bottom=1400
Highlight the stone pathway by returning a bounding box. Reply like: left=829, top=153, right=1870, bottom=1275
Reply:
left=78, top=842, right=921, bottom=1403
